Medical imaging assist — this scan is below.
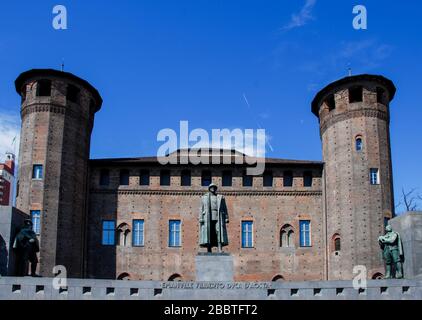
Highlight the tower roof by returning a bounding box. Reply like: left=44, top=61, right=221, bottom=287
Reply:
left=15, top=69, right=103, bottom=112
left=311, top=74, right=396, bottom=116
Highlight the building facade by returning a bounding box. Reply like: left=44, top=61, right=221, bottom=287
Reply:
left=13, top=69, right=396, bottom=281
left=0, top=153, right=15, bottom=206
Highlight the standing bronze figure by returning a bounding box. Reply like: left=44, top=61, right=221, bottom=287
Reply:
left=199, top=183, right=229, bottom=253
left=13, top=219, right=40, bottom=277
left=378, top=224, right=404, bottom=279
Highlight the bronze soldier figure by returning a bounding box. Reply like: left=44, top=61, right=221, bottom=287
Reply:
left=378, top=224, right=404, bottom=279
left=199, top=183, right=229, bottom=253
left=13, top=219, right=40, bottom=277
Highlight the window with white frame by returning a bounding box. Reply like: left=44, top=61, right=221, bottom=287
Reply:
left=132, top=220, right=144, bottom=247
left=241, top=221, right=253, bottom=248
left=169, top=220, right=181, bottom=247
left=299, top=220, right=311, bottom=247
left=370, top=168, right=380, bottom=185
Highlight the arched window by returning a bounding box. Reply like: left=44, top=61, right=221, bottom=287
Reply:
left=332, top=233, right=341, bottom=253
left=117, top=223, right=131, bottom=247
left=168, top=274, right=182, bottom=281
left=272, top=275, right=285, bottom=282
left=280, top=224, right=294, bottom=248
left=117, top=272, right=131, bottom=280
left=372, top=272, right=384, bottom=280
left=356, top=136, right=363, bottom=151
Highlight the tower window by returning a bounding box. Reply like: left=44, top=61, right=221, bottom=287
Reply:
left=241, top=221, right=253, bottom=248
left=283, top=171, right=293, bottom=187
left=299, top=220, right=311, bottom=247
left=263, top=171, right=273, bottom=187
left=356, top=137, right=363, bottom=151
left=36, top=80, right=51, bottom=97
left=181, top=170, right=191, bottom=186
left=370, top=168, right=380, bottom=185
left=325, top=94, right=335, bottom=111
left=119, top=169, right=130, bottom=185
left=332, top=234, right=341, bottom=252
left=139, top=170, right=150, bottom=186
left=132, top=220, right=144, bottom=247
left=32, top=165, right=43, bottom=180
left=242, top=170, right=253, bottom=187
left=222, top=170, right=232, bottom=187
left=349, top=86, right=363, bottom=103
left=30, top=210, right=41, bottom=235
left=303, top=171, right=313, bottom=187
left=99, top=169, right=110, bottom=186
left=160, top=170, right=171, bottom=186
left=66, top=84, right=80, bottom=103
left=102, top=220, right=116, bottom=246
left=169, top=220, right=181, bottom=247
left=201, top=170, right=211, bottom=187
left=377, top=87, right=386, bottom=104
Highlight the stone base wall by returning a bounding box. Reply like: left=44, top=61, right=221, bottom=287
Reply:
left=0, top=277, right=420, bottom=300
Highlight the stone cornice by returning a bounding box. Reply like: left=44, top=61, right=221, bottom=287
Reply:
left=21, top=102, right=91, bottom=122
left=89, top=189, right=322, bottom=197
left=320, top=108, right=389, bottom=136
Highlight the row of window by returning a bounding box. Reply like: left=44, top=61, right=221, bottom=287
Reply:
left=99, top=169, right=314, bottom=188
left=324, top=86, right=386, bottom=111
left=101, top=219, right=313, bottom=248
left=26, top=79, right=81, bottom=103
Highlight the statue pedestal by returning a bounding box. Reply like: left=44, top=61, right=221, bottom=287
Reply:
left=195, top=252, right=234, bottom=281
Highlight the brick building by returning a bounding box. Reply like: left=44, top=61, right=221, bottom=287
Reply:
left=0, top=153, right=15, bottom=206
left=13, top=69, right=396, bottom=281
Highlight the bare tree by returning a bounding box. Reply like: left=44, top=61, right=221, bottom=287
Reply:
left=397, top=188, right=421, bottom=212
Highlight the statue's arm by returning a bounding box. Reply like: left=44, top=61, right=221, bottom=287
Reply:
left=384, top=232, right=398, bottom=244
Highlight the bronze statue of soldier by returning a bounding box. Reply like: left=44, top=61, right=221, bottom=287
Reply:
left=13, top=219, right=40, bottom=277
left=378, top=224, right=404, bottom=279
left=199, top=183, right=229, bottom=253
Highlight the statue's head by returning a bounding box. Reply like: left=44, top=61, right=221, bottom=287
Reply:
left=24, top=219, right=33, bottom=227
left=208, top=183, right=218, bottom=193
left=385, top=225, right=392, bottom=232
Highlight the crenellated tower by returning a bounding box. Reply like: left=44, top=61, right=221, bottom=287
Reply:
left=14, top=69, right=102, bottom=277
left=312, top=74, right=396, bottom=280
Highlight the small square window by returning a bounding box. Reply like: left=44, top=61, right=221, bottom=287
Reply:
left=32, top=165, right=43, bottom=179
left=181, top=170, right=191, bottom=186
left=160, top=170, right=171, bottom=186
left=139, top=170, right=150, bottom=186
left=222, top=170, right=232, bottom=187
left=243, top=171, right=253, bottom=187
left=119, top=169, right=129, bottom=185
left=99, top=169, right=110, bottom=186
left=30, top=210, right=41, bottom=234
left=201, top=171, right=211, bottom=187
left=36, top=80, right=51, bottom=97
left=263, top=171, right=273, bottom=187
left=349, top=86, right=363, bottom=103
left=283, top=171, right=293, bottom=187
left=303, top=171, right=312, bottom=187
left=370, top=168, right=380, bottom=185
left=66, top=84, right=80, bottom=103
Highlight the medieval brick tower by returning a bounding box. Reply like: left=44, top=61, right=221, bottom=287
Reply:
left=312, top=74, right=396, bottom=280
left=14, top=69, right=102, bottom=277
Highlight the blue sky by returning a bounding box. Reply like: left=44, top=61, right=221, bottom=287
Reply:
left=0, top=0, right=421, bottom=212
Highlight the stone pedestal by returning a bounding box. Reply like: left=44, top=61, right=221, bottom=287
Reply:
left=195, top=252, right=234, bottom=281
left=390, top=212, right=422, bottom=279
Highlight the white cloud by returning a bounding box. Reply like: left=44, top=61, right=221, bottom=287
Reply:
left=0, top=111, right=20, bottom=162
left=282, top=0, right=317, bottom=31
